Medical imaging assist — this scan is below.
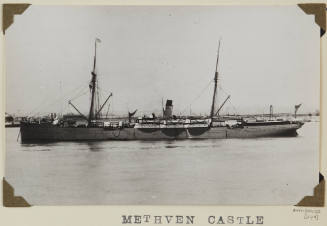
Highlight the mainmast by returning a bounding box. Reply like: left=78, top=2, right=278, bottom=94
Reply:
left=210, top=40, right=221, bottom=120
left=88, top=38, right=101, bottom=125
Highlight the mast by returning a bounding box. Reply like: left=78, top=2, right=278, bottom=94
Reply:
left=210, top=40, right=221, bottom=120
left=88, top=38, right=101, bottom=125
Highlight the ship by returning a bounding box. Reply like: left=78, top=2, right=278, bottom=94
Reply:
left=19, top=39, right=304, bottom=143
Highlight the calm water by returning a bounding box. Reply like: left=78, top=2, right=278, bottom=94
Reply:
left=5, top=121, right=319, bottom=205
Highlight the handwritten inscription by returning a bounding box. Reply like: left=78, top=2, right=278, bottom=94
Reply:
left=293, top=208, right=320, bottom=221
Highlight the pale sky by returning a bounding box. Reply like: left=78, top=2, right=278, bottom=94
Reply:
left=5, top=5, right=320, bottom=117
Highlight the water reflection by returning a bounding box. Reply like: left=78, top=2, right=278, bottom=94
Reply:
left=20, top=142, right=58, bottom=152
left=85, top=142, right=104, bottom=152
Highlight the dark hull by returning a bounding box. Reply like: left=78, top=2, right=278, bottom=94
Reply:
left=20, top=123, right=302, bottom=143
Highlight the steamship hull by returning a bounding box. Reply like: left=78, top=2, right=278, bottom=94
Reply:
left=20, top=123, right=302, bottom=143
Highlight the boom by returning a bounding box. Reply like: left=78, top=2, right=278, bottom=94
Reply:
left=68, top=101, right=88, bottom=120
left=96, top=92, right=113, bottom=117
left=215, top=95, right=231, bottom=116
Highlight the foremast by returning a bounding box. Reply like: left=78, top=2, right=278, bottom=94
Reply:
left=88, top=38, right=101, bottom=125
left=210, top=40, right=221, bottom=122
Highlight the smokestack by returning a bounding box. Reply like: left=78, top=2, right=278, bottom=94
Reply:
left=164, top=100, right=173, bottom=118
left=269, top=105, right=273, bottom=120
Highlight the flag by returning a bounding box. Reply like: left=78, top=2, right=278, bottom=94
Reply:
left=95, top=38, right=101, bottom=43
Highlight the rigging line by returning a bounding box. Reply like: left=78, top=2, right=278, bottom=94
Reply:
left=32, top=89, right=85, bottom=117
left=55, top=81, right=89, bottom=101
left=106, top=103, right=111, bottom=118
left=29, top=80, right=88, bottom=116
left=31, top=90, right=87, bottom=118
left=28, top=82, right=89, bottom=116
left=44, top=83, right=89, bottom=114
left=217, top=87, right=229, bottom=101
left=96, top=79, right=100, bottom=117
left=96, top=86, right=110, bottom=97
left=180, top=79, right=213, bottom=114
left=227, top=101, right=238, bottom=115
left=69, top=84, right=89, bottom=101
left=28, top=96, right=54, bottom=116
left=97, top=86, right=111, bottom=110
left=218, top=86, right=229, bottom=96
left=70, top=90, right=89, bottom=102
left=61, top=102, right=70, bottom=114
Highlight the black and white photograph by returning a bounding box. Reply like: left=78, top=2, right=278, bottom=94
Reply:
left=4, top=5, right=320, bottom=205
